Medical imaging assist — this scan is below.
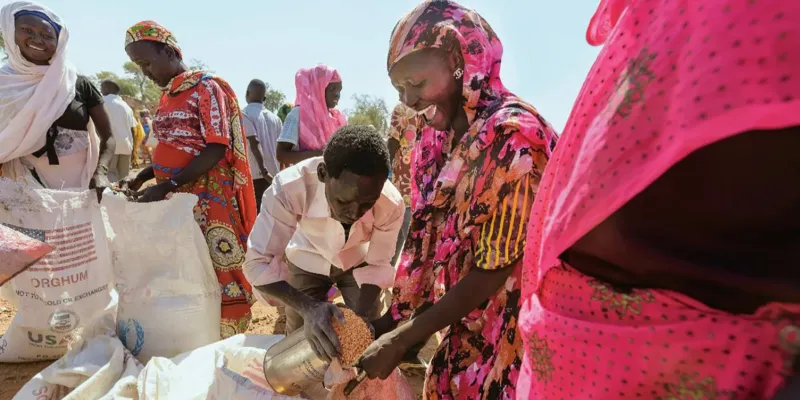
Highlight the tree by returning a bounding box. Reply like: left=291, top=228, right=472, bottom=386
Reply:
left=122, top=61, right=161, bottom=110
left=346, top=94, right=390, bottom=135
left=263, top=82, right=286, bottom=112
left=187, top=58, right=216, bottom=73
left=92, top=71, right=138, bottom=97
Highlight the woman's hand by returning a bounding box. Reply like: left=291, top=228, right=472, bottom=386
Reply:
left=124, top=175, right=147, bottom=192
left=371, top=312, right=398, bottom=339
left=135, top=182, right=172, bottom=203
left=358, top=327, right=411, bottom=380
left=89, top=171, right=111, bottom=203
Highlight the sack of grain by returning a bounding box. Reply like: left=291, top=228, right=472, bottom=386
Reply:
left=101, top=192, right=221, bottom=363
left=138, top=334, right=289, bottom=400
left=327, top=369, right=416, bottom=400
left=0, top=180, right=117, bottom=362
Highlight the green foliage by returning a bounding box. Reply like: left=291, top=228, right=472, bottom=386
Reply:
left=92, top=71, right=139, bottom=97
left=263, top=82, right=287, bottom=112
left=346, top=94, right=390, bottom=135
left=187, top=58, right=213, bottom=73
left=122, top=61, right=161, bottom=109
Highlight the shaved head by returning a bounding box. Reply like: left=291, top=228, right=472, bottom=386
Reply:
left=246, top=79, right=267, bottom=104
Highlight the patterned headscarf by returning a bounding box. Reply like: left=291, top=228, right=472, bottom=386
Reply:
left=124, top=20, right=182, bottom=59
left=387, top=0, right=517, bottom=218
left=388, top=0, right=504, bottom=128
left=276, top=102, right=293, bottom=122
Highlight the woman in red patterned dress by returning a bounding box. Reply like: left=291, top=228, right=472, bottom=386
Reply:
left=123, top=21, right=257, bottom=338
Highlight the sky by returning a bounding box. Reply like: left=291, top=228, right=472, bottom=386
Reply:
left=31, top=0, right=601, bottom=131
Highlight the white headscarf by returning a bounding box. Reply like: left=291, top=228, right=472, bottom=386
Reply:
left=0, top=1, right=84, bottom=184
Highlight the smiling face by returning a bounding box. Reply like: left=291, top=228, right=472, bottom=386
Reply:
left=125, top=41, right=180, bottom=88
left=14, top=14, right=58, bottom=65
left=389, top=48, right=462, bottom=131
left=318, top=164, right=384, bottom=225
left=325, top=81, right=343, bottom=109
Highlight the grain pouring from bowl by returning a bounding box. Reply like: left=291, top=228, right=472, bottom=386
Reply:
left=330, top=305, right=374, bottom=366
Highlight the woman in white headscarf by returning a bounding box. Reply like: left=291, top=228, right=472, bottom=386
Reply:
left=0, top=1, right=113, bottom=191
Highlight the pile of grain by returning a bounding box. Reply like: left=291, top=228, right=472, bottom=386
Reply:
left=330, top=306, right=373, bottom=366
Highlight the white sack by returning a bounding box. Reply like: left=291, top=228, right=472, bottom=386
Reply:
left=12, top=328, right=142, bottom=400
left=101, top=192, right=221, bottom=363
left=0, top=179, right=117, bottom=362
left=138, top=334, right=288, bottom=400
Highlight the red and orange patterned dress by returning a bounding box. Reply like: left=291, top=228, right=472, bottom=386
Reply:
left=152, top=71, right=257, bottom=338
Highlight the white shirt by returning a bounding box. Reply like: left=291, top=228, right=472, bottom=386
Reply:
left=242, top=103, right=282, bottom=178
left=103, top=94, right=136, bottom=155
left=244, top=157, right=405, bottom=299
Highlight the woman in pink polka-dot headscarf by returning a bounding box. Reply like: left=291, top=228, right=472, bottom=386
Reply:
left=517, top=0, right=800, bottom=398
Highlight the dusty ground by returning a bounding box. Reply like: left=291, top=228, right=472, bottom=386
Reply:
left=0, top=298, right=432, bottom=399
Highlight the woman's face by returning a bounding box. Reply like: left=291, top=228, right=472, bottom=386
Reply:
left=389, top=48, right=461, bottom=131
left=14, top=14, right=58, bottom=65
left=126, top=41, right=178, bottom=88
left=325, top=81, right=342, bottom=109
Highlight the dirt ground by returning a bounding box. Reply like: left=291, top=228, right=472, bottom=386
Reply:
left=0, top=298, right=432, bottom=399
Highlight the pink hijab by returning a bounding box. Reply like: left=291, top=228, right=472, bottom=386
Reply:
left=517, top=0, right=800, bottom=397
left=293, top=65, right=347, bottom=151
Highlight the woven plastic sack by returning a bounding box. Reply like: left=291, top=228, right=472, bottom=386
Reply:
left=101, top=191, right=221, bottom=363
left=0, top=180, right=117, bottom=362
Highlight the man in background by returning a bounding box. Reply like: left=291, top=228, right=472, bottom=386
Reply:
left=242, top=79, right=283, bottom=208
left=100, top=80, right=137, bottom=182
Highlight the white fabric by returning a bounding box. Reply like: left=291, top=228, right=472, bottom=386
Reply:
left=0, top=180, right=119, bottom=363
left=138, top=334, right=289, bottom=400
left=243, top=157, right=406, bottom=293
left=0, top=2, right=85, bottom=184
left=13, top=334, right=292, bottom=400
left=12, top=332, right=142, bottom=400
left=102, top=95, right=135, bottom=155
left=101, top=191, right=222, bottom=363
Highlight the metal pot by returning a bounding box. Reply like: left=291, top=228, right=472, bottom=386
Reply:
left=263, top=328, right=330, bottom=396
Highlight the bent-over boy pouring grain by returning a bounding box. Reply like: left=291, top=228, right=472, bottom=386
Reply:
left=244, top=125, right=404, bottom=362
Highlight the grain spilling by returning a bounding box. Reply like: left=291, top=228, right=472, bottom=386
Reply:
left=331, top=306, right=373, bottom=366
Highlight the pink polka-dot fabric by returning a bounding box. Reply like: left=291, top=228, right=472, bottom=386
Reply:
left=518, top=0, right=800, bottom=398
left=518, top=264, right=800, bottom=398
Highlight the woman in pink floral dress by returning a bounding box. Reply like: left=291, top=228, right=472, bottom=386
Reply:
left=359, top=2, right=558, bottom=399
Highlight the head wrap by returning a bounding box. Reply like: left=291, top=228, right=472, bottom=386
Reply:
left=388, top=0, right=504, bottom=128
left=0, top=1, right=86, bottom=185
left=276, top=102, right=293, bottom=122
left=518, top=2, right=800, bottom=397
left=124, top=20, right=182, bottom=59
left=521, top=0, right=800, bottom=294
left=293, top=64, right=346, bottom=151
left=14, top=9, right=60, bottom=37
